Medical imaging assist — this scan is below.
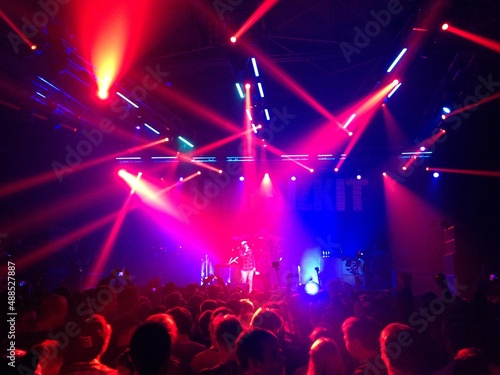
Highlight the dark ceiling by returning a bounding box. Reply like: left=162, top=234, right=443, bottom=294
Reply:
left=0, top=0, right=499, bottom=196
left=1, top=0, right=499, bottom=166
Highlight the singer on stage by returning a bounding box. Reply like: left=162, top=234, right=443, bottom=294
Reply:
left=239, top=240, right=256, bottom=293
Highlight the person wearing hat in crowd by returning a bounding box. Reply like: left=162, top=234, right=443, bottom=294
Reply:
left=59, top=314, right=117, bottom=374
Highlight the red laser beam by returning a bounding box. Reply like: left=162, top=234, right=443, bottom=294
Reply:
left=85, top=192, right=134, bottom=289
left=443, top=24, right=500, bottom=54
left=0, top=9, right=37, bottom=50
left=445, top=92, right=500, bottom=119
left=3, top=186, right=113, bottom=236
left=232, top=0, right=279, bottom=42
left=403, top=129, right=446, bottom=170
left=335, top=80, right=400, bottom=170
left=14, top=212, right=118, bottom=272
left=0, top=138, right=168, bottom=199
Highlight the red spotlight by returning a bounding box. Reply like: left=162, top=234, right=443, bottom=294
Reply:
left=218, top=170, right=223, bottom=174
left=383, top=172, right=387, bottom=177
left=230, top=36, right=237, bottom=43
left=348, top=132, right=353, bottom=137
left=97, top=88, right=109, bottom=100
left=31, top=45, right=37, bottom=50
left=393, top=79, right=399, bottom=85
left=443, top=24, right=500, bottom=53
left=197, top=171, right=201, bottom=175
left=442, top=23, right=449, bottom=31
left=334, top=168, right=339, bottom=172
left=309, top=168, right=314, bottom=173
left=118, top=169, right=127, bottom=177
left=402, top=166, right=407, bottom=171
left=245, top=83, right=251, bottom=89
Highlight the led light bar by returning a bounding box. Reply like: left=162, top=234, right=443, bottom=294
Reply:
left=387, top=48, right=408, bottom=73
left=318, top=154, right=336, bottom=160
left=235, top=83, right=245, bottom=98
left=144, top=123, right=160, bottom=134
left=251, top=57, right=260, bottom=77
left=38, top=76, right=60, bottom=91
left=257, top=82, right=265, bottom=98
left=116, top=157, right=142, bottom=163
left=116, top=92, right=139, bottom=108
left=151, top=156, right=178, bottom=162
left=178, top=136, right=194, bottom=147
left=264, top=109, right=270, bottom=121
left=400, top=151, right=432, bottom=159
left=343, top=114, right=356, bottom=129
left=192, top=156, right=217, bottom=163
left=226, top=156, right=254, bottom=162
left=281, top=154, right=309, bottom=160
left=387, top=83, right=402, bottom=98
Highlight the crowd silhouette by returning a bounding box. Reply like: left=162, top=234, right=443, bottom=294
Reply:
left=1, top=268, right=499, bottom=375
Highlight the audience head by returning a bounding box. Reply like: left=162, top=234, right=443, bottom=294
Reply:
left=200, top=299, right=218, bottom=313
left=307, top=337, right=346, bottom=375
left=342, top=316, right=381, bottom=361
left=129, top=322, right=171, bottom=375
left=226, top=298, right=242, bottom=315
left=37, top=293, right=68, bottom=328
left=380, top=323, right=431, bottom=375
left=63, top=314, right=111, bottom=364
left=250, top=308, right=283, bottom=335
left=198, top=310, right=213, bottom=341
left=167, top=306, right=193, bottom=336
left=213, top=314, right=243, bottom=354
left=146, top=313, right=179, bottom=345
left=310, top=323, right=335, bottom=343
left=240, top=299, right=255, bottom=315
left=164, top=291, right=186, bottom=309
left=452, top=348, right=490, bottom=375
left=236, top=328, right=284, bottom=375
